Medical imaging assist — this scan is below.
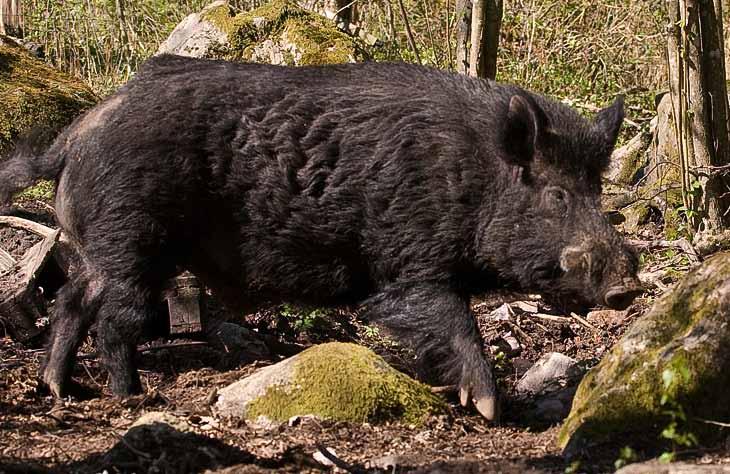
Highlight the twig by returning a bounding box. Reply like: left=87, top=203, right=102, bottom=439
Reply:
left=395, top=0, right=421, bottom=64
left=431, top=384, right=457, bottom=394
left=531, top=313, right=572, bottom=323
left=695, top=417, right=730, bottom=428
left=628, top=238, right=700, bottom=265
left=315, top=443, right=367, bottom=474
left=138, top=341, right=208, bottom=353
left=507, top=320, right=532, bottom=344
left=570, top=312, right=598, bottom=332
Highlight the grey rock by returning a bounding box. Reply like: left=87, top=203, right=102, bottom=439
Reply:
left=516, top=352, right=582, bottom=396
left=616, top=461, right=730, bottom=474
left=156, top=1, right=228, bottom=58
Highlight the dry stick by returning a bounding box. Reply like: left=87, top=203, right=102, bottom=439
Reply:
left=570, top=312, right=598, bottom=332
left=395, top=0, right=421, bottom=64
left=315, top=443, right=367, bottom=474
left=431, top=384, right=457, bottom=394
left=531, top=313, right=572, bottom=323
left=0, top=216, right=55, bottom=237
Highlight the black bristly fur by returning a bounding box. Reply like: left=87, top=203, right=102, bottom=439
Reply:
left=0, top=57, right=639, bottom=406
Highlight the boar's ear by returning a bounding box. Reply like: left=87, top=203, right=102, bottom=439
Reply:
left=594, top=95, right=625, bottom=147
left=503, top=94, right=548, bottom=168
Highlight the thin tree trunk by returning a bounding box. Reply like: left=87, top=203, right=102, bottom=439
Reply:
left=697, top=0, right=730, bottom=228
left=455, top=0, right=471, bottom=74
left=468, top=0, right=502, bottom=79
left=468, top=0, right=485, bottom=77
left=481, top=0, right=502, bottom=79
left=396, top=0, right=421, bottom=64
left=0, top=0, right=24, bottom=37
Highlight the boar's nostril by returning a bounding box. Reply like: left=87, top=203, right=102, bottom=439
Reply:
left=604, top=286, right=643, bottom=310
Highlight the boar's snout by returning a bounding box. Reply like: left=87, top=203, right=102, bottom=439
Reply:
left=603, top=279, right=643, bottom=310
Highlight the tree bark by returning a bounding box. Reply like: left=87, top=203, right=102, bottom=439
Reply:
left=467, top=0, right=502, bottom=79
left=697, top=0, right=730, bottom=229
left=0, top=0, right=24, bottom=37
left=667, top=0, right=729, bottom=232
left=455, top=0, right=471, bottom=74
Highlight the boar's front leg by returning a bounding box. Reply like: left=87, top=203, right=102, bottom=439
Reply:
left=363, top=282, right=497, bottom=421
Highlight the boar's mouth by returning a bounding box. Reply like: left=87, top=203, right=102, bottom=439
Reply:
left=603, top=284, right=643, bottom=310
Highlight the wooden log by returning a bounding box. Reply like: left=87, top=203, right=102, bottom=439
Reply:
left=0, top=229, right=59, bottom=341
left=0, top=245, right=15, bottom=273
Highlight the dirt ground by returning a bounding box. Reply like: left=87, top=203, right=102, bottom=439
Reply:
left=2, top=200, right=730, bottom=474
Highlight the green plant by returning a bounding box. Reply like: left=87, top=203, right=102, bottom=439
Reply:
left=362, top=324, right=380, bottom=339
left=614, top=445, right=638, bottom=470
left=279, top=303, right=329, bottom=332
left=658, top=366, right=698, bottom=462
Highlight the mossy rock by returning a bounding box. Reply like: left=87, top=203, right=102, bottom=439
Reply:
left=0, top=36, right=97, bottom=155
left=558, top=252, right=730, bottom=454
left=213, top=342, right=447, bottom=425
left=201, top=0, right=368, bottom=65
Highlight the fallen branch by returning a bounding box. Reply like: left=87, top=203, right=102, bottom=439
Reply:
left=0, top=216, right=55, bottom=237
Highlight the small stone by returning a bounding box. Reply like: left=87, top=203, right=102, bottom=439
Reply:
left=586, top=309, right=627, bottom=326
left=490, top=303, right=514, bottom=321
left=496, top=332, right=521, bottom=356
left=516, top=352, right=582, bottom=396
left=130, top=411, right=193, bottom=433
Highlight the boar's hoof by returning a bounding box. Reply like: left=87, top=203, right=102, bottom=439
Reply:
left=459, top=385, right=498, bottom=421
left=603, top=285, right=643, bottom=310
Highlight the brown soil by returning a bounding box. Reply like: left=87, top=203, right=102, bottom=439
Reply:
left=1, top=202, right=729, bottom=474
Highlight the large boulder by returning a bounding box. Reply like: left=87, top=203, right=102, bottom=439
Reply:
left=213, top=342, right=447, bottom=424
left=559, top=252, right=730, bottom=454
left=157, top=0, right=368, bottom=66
left=0, top=36, right=96, bottom=154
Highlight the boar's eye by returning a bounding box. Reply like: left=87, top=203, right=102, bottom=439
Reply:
left=542, top=186, right=569, bottom=216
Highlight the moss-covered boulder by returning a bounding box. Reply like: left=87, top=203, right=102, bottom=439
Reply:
left=158, top=0, right=367, bottom=66
left=559, top=252, right=730, bottom=454
left=212, top=342, right=447, bottom=424
left=0, top=36, right=97, bottom=154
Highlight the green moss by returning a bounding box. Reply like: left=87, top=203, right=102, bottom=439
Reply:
left=204, top=0, right=365, bottom=65
left=559, top=252, right=730, bottom=450
left=0, top=36, right=97, bottom=155
left=246, top=342, right=447, bottom=425
left=16, top=179, right=54, bottom=201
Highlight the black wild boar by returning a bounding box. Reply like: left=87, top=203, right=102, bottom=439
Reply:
left=0, top=56, right=642, bottom=420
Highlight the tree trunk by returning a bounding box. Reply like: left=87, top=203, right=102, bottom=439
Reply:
left=697, top=0, right=730, bottom=229
left=455, top=0, right=471, bottom=74
left=0, top=0, right=23, bottom=37
left=667, top=0, right=730, bottom=233
left=466, top=0, right=502, bottom=79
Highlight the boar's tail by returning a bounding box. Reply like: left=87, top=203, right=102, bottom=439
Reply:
left=0, top=127, right=63, bottom=213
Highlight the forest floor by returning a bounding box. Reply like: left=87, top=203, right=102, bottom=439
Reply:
left=1, top=199, right=730, bottom=474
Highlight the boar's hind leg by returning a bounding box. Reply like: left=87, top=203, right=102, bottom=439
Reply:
left=363, top=283, right=498, bottom=421
left=42, top=275, right=99, bottom=398
left=94, top=279, right=157, bottom=396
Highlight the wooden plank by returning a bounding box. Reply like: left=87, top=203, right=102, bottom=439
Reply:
left=166, top=273, right=203, bottom=335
